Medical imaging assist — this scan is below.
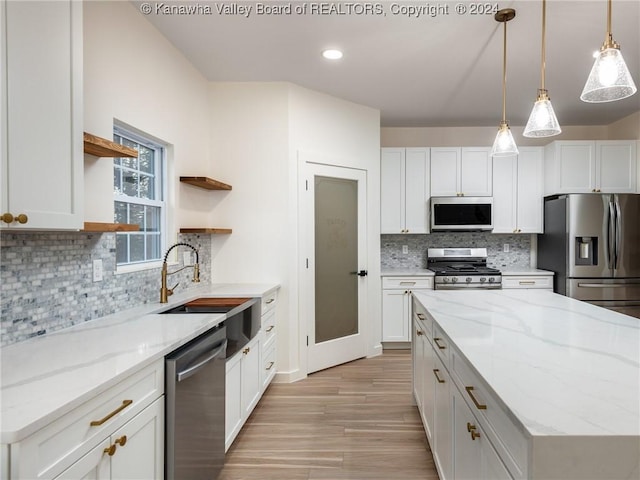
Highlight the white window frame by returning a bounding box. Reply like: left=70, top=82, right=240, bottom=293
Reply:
left=113, top=126, right=168, bottom=273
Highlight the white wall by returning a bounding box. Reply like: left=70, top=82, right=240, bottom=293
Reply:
left=83, top=1, right=213, bottom=233
left=607, top=111, right=640, bottom=140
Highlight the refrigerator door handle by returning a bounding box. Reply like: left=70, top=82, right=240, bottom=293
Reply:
left=607, top=200, right=616, bottom=270
left=614, top=199, right=622, bottom=271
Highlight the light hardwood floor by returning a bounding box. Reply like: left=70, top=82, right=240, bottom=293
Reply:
left=219, top=350, right=440, bottom=480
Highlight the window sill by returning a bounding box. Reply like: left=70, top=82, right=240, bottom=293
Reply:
left=115, top=260, right=178, bottom=275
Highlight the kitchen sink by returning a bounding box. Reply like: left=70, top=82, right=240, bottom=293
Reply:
left=160, top=304, right=235, bottom=314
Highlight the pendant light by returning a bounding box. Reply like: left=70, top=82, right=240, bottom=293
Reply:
left=580, top=0, right=637, bottom=102
left=491, top=8, right=518, bottom=157
left=523, top=0, right=561, bottom=137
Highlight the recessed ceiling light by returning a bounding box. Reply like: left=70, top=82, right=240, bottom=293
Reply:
left=322, top=49, right=343, bottom=60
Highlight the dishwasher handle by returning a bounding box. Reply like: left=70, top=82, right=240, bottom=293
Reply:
left=176, top=339, right=227, bottom=382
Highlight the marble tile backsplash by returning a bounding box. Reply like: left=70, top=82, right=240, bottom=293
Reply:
left=0, top=232, right=211, bottom=346
left=381, top=232, right=532, bottom=269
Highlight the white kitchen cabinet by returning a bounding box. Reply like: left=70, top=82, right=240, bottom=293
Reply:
left=544, top=140, right=637, bottom=195
left=433, top=354, right=453, bottom=480
left=241, top=334, right=262, bottom=418
left=0, top=0, right=83, bottom=230
left=413, top=316, right=434, bottom=442
left=502, top=274, right=553, bottom=290
left=430, top=147, right=493, bottom=197
left=382, top=276, right=433, bottom=342
left=7, top=360, right=164, bottom=480
left=225, top=352, right=243, bottom=450
left=55, top=398, right=164, bottom=480
left=492, top=147, right=544, bottom=234
left=381, top=148, right=430, bottom=234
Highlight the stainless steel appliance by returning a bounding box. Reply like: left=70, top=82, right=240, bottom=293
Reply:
left=166, top=324, right=227, bottom=480
left=427, top=248, right=502, bottom=289
left=538, top=194, right=640, bottom=318
left=430, top=197, right=493, bottom=231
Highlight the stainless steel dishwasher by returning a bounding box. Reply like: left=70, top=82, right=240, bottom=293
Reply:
left=165, top=324, right=227, bottom=480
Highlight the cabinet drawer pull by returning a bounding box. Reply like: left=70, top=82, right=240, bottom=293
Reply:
left=103, top=444, right=116, bottom=456
left=465, top=386, right=487, bottom=410
left=266, top=298, right=275, bottom=304
left=471, top=429, right=481, bottom=440
left=433, top=369, right=445, bottom=383
left=115, top=435, right=127, bottom=447
left=518, top=281, right=536, bottom=285
left=90, top=400, right=133, bottom=426
left=416, top=330, right=423, bottom=336
left=399, top=282, right=416, bottom=286
left=433, top=337, right=446, bottom=350
left=266, top=325, right=275, bottom=333
left=16, top=214, right=28, bottom=224
left=416, top=313, right=425, bottom=320
left=466, top=422, right=476, bottom=432
left=266, top=361, right=275, bottom=371
left=243, top=347, right=250, bottom=355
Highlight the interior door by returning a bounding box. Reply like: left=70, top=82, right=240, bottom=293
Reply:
left=305, top=163, right=367, bottom=374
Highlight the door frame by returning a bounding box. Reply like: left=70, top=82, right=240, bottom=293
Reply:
left=297, top=150, right=381, bottom=378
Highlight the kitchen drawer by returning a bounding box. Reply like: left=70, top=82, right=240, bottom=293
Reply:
left=432, top=323, right=450, bottom=365
left=261, top=341, right=276, bottom=389
left=262, top=308, right=276, bottom=345
left=382, top=276, right=433, bottom=290
left=450, top=348, right=527, bottom=479
left=261, top=290, right=278, bottom=314
left=12, top=360, right=164, bottom=480
left=502, top=275, right=553, bottom=289
left=412, top=295, right=432, bottom=339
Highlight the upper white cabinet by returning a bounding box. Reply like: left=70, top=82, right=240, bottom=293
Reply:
left=544, top=140, right=637, bottom=195
left=492, top=147, right=544, bottom=234
left=1, top=0, right=83, bottom=230
left=381, top=148, right=430, bottom=234
left=430, top=147, right=493, bottom=197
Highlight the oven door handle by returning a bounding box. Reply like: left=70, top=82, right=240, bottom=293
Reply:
left=176, top=340, right=227, bottom=382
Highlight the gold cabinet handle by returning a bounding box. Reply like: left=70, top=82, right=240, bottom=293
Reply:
left=433, top=337, right=446, bottom=350
left=433, top=369, right=445, bottom=383
left=115, top=435, right=127, bottom=447
left=266, top=361, right=275, bottom=371
left=471, top=430, right=481, bottom=440
left=243, top=347, right=250, bottom=355
left=466, top=422, right=476, bottom=432
left=16, top=214, right=28, bottom=224
left=90, top=400, right=133, bottom=426
left=519, top=281, right=536, bottom=285
left=465, top=386, right=487, bottom=410
left=416, top=313, right=425, bottom=320
left=416, top=330, right=423, bottom=336
left=103, top=444, right=116, bottom=456
left=1, top=213, right=14, bottom=224
left=266, top=325, right=275, bottom=332
left=266, top=298, right=275, bottom=304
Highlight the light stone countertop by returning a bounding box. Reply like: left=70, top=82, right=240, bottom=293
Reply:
left=381, top=268, right=434, bottom=277
left=498, top=267, right=554, bottom=276
left=0, top=283, right=279, bottom=444
left=412, top=289, right=640, bottom=437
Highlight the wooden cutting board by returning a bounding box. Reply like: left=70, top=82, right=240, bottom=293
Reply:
left=184, top=297, right=251, bottom=308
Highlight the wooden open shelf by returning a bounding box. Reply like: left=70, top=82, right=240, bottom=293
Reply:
left=179, top=228, right=232, bottom=234
left=84, top=132, right=138, bottom=158
left=82, top=222, right=140, bottom=232
left=180, top=176, right=232, bottom=191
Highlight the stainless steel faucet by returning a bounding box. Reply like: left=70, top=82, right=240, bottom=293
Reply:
left=160, top=242, right=200, bottom=303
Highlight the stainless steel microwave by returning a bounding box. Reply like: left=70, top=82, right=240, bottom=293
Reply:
left=430, top=197, right=493, bottom=231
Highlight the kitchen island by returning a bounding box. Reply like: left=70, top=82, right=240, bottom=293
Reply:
left=412, top=289, right=640, bottom=480
left=0, top=283, right=279, bottom=479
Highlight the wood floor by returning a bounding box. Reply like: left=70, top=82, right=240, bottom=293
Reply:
left=219, top=350, right=440, bottom=480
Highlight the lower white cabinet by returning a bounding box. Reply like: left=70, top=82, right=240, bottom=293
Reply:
left=502, top=273, right=553, bottom=290
left=383, top=276, right=433, bottom=342
left=433, top=355, right=453, bottom=480
left=55, top=398, right=164, bottom=480
left=7, top=360, right=164, bottom=480
left=412, top=316, right=434, bottom=441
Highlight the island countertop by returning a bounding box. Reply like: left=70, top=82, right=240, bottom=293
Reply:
left=412, top=289, right=640, bottom=438
left=0, top=283, right=279, bottom=444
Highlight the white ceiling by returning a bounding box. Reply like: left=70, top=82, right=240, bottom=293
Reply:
left=137, top=0, right=640, bottom=127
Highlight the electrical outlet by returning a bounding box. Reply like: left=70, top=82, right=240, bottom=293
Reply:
left=92, top=259, right=103, bottom=282
left=503, top=243, right=510, bottom=253
left=183, top=251, right=192, bottom=266
left=402, top=245, right=409, bottom=255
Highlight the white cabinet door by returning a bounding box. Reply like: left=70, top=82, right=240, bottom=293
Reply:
left=404, top=148, right=430, bottom=233
left=110, top=398, right=164, bottom=480
left=461, top=148, right=492, bottom=196
left=421, top=333, right=435, bottom=444
left=491, top=155, right=517, bottom=234
left=554, top=141, right=596, bottom=194
left=241, top=334, right=262, bottom=418
left=54, top=439, right=110, bottom=480
left=412, top=317, right=425, bottom=413
left=516, top=148, right=544, bottom=233
left=433, top=355, right=453, bottom=480
left=225, top=352, right=242, bottom=451
left=381, top=148, right=405, bottom=233
left=382, top=289, right=409, bottom=342
left=430, top=148, right=460, bottom=197
left=596, top=141, right=637, bottom=193
left=1, top=0, right=83, bottom=230
left=381, top=148, right=429, bottom=233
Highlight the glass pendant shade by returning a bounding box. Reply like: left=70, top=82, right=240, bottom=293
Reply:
left=581, top=47, right=637, bottom=102
left=491, top=122, right=519, bottom=157
left=523, top=91, right=562, bottom=137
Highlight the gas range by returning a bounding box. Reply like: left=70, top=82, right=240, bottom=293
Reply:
left=427, top=248, right=502, bottom=290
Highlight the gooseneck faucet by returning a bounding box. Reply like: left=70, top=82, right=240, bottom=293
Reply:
left=160, top=242, right=200, bottom=303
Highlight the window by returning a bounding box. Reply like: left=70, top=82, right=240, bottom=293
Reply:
left=113, top=128, right=166, bottom=267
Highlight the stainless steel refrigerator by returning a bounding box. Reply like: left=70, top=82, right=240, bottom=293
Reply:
left=538, top=193, right=640, bottom=319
